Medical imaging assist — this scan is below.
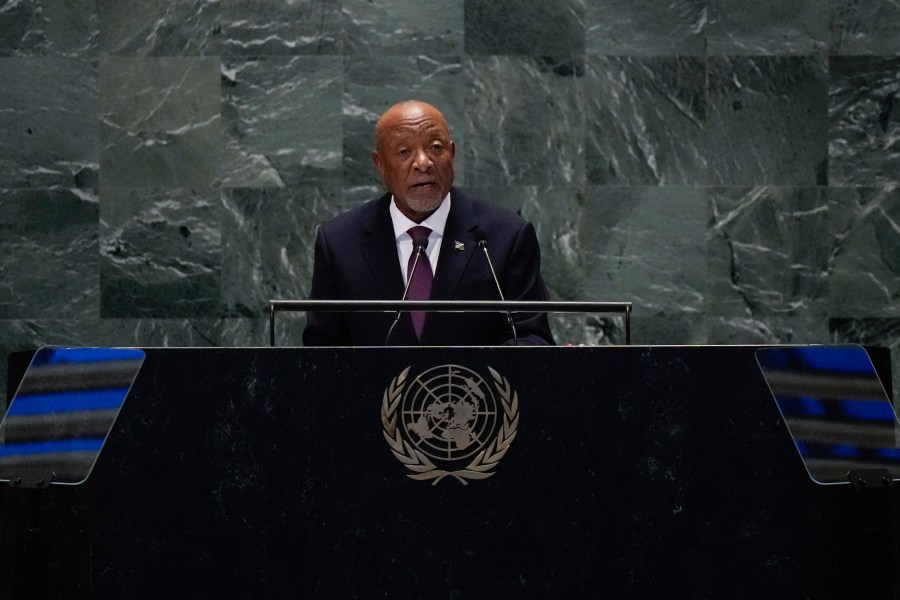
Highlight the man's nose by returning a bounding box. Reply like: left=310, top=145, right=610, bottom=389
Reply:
left=413, top=148, right=433, bottom=171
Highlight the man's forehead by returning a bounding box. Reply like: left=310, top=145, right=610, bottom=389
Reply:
left=377, top=102, right=450, bottom=135
left=382, top=119, right=448, bottom=137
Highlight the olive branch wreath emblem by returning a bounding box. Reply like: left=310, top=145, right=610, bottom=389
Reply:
left=381, top=366, right=519, bottom=485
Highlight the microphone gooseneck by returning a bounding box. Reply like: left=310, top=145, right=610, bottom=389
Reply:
left=384, top=243, right=426, bottom=346
left=474, top=231, right=518, bottom=346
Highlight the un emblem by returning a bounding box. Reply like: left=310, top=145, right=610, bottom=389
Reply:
left=381, top=365, right=519, bottom=485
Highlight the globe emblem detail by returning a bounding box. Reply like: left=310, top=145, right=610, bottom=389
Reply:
left=381, top=364, right=520, bottom=485
left=401, top=365, right=498, bottom=462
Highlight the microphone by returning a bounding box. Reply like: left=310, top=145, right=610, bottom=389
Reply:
left=384, top=242, right=427, bottom=346
left=473, top=230, right=518, bottom=346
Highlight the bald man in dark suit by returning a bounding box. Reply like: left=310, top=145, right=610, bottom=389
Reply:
left=302, top=100, right=554, bottom=347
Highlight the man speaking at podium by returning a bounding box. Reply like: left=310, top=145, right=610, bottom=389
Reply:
left=302, top=100, right=554, bottom=347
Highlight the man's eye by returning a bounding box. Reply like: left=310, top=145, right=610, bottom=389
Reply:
left=431, top=144, right=443, bottom=153
left=398, top=149, right=410, bottom=156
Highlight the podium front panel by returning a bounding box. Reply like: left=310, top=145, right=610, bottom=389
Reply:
left=1, top=346, right=897, bottom=599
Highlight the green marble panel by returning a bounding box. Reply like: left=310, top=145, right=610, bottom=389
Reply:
left=0, top=0, right=98, bottom=57
left=585, top=56, right=706, bottom=185
left=98, top=0, right=219, bottom=56
left=100, top=188, right=221, bottom=317
left=465, top=56, right=584, bottom=187
left=707, top=186, right=845, bottom=319
left=630, top=314, right=710, bottom=345
left=220, top=183, right=343, bottom=318
left=828, top=56, right=900, bottom=187
left=585, top=0, right=706, bottom=56
left=706, top=56, right=828, bottom=185
left=706, top=314, right=831, bottom=345
left=830, top=0, right=900, bottom=55
left=221, top=56, right=342, bottom=188
left=100, top=57, right=221, bottom=188
left=464, top=0, right=585, bottom=56
left=0, top=58, right=98, bottom=188
left=220, top=0, right=343, bottom=55
left=827, top=187, right=900, bottom=316
left=706, top=0, right=828, bottom=54
left=97, top=317, right=279, bottom=351
left=95, top=318, right=224, bottom=346
left=343, top=0, right=463, bottom=55
left=0, top=189, right=99, bottom=319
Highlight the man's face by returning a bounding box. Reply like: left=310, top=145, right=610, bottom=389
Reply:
left=372, top=103, right=455, bottom=223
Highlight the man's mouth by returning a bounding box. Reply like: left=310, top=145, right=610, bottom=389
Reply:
left=412, top=182, right=435, bottom=188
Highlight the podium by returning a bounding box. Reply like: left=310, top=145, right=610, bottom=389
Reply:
left=1, top=345, right=898, bottom=599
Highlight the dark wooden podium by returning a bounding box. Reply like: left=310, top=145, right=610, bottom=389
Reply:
left=1, top=346, right=898, bottom=599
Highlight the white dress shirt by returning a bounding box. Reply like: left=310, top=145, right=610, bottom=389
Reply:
left=389, top=192, right=451, bottom=283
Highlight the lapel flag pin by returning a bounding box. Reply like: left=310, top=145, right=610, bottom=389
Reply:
left=454, top=241, right=465, bottom=251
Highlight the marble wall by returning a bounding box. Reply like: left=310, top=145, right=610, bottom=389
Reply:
left=1, top=0, right=899, bottom=405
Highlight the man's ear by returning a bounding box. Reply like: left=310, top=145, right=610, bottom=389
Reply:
left=371, top=150, right=384, bottom=177
left=449, top=140, right=455, bottom=159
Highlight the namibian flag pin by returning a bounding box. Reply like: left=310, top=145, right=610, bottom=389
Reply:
left=454, top=241, right=465, bottom=251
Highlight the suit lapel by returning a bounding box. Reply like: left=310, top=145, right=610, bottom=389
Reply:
left=360, top=193, right=405, bottom=300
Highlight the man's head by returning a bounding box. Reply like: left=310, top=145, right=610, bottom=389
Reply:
left=372, top=100, right=456, bottom=223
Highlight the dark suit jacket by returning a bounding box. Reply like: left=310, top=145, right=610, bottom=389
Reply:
left=302, top=187, right=554, bottom=346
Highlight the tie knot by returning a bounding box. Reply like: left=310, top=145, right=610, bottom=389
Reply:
left=408, top=226, right=431, bottom=249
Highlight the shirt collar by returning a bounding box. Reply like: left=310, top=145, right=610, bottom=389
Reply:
left=389, top=192, right=451, bottom=240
